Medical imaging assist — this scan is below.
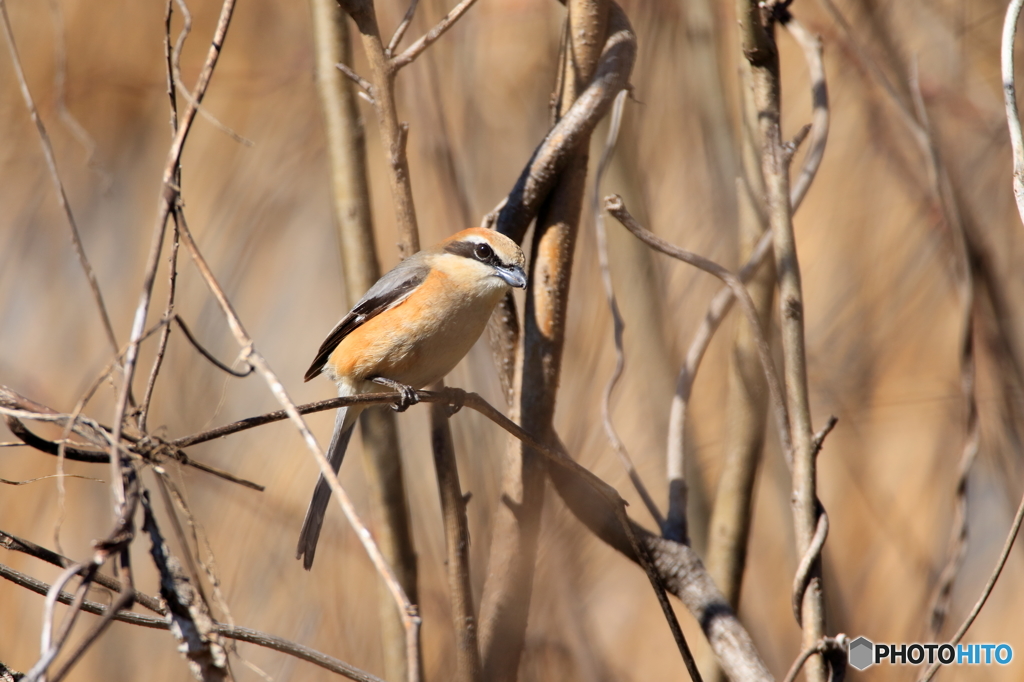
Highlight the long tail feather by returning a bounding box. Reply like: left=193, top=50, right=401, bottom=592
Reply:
left=296, top=404, right=359, bottom=570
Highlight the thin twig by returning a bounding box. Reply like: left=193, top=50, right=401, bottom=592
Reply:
left=112, top=0, right=237, bottom=517
left=604, top=195, right=792, bottom=462
left=0, top=562, right=385, bottom=682
left=390, top=0, right=479, bottom=71
left=592, top=89, right=665, bottom=529
left=781, top=636, right=848, bottom=682
left=336, top=62, right=375, bottom=97
left=141, top=0, right=184, bottom=434
left=173, top=195, right=422, bottom=679
left=0, top=529, right=166, bottom=614
left=783, top=16, right=829, bottom=212
left=386, top=0, right=419, bottom=57
left=918, top=487, right=1024, bottom=682
left=1004, top=0, right=1024, bottom=223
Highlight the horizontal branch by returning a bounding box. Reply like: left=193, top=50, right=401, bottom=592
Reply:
left=0, top=561, right=383, bottom=682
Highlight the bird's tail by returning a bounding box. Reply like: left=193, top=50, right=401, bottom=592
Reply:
left=296, top=400, right=361, bottom=570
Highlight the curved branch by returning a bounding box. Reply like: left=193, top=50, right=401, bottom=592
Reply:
left=489, top=3, right=636, bottom=244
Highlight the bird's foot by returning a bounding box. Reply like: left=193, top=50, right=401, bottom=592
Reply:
left=372, top=377, right=419, bottom=412
left=441, top=386, right=466, bottom=417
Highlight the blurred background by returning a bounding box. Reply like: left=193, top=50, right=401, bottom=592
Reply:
left=2, top=0, right=1023, bottom=679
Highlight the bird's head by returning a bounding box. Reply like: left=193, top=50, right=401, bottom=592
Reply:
left=441, top=228, right=527, bottom=291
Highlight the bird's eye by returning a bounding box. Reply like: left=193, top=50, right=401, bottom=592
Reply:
left=475, top=243, right=494, bottom=261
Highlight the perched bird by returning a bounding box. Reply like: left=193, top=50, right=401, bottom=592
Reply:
left=297, top=227, right=527, bottom=569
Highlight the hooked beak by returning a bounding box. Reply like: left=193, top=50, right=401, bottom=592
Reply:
left=496, top=264, right=527, bottom=289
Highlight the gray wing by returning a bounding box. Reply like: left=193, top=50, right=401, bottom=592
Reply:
left=304, top=256, right=430, bottom=382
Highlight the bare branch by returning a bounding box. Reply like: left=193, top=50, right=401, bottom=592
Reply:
left=783, top=16, right=828, bottom=212
left=604, top=195, right=792, bottom=464
left=1004, top=0, right=1024, bottom=224
left=0, top=562, right=386, bottom=682
left=390, top=0, right=479, bottom=71
left=918, top=488, right=1024, bottom=682
left=336, top=61, right=375, bottom=97
left=386, top=0, right=419, bottom=57
left=592, top=89, right=665, bottom=529
left=428, top=388, right=481, bottom=682
left=493, top=3, right=636, bottom=245
left=171, top=186, right=422, bottom=678
left=112, top=0, right=237, bottom=515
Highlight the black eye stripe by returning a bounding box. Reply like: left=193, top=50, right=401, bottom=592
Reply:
left=445, top=239, right=506, bottom=269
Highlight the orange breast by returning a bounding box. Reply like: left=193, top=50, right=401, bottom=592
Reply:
left=325, top=267, right=503, bottom=389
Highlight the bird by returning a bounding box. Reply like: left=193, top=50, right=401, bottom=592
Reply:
left=297, top=227, right=527, bottom=569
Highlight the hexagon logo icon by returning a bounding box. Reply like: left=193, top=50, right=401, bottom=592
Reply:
left=849, top=636, right=874, bottom=671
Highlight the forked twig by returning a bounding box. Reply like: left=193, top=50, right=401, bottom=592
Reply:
left=0, top=561, right=384, bottom=682
left=604, top=195, right=792, bottom=462
left=390, top=0, right=479, bottom=70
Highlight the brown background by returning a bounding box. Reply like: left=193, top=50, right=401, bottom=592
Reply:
left=1, top=0, right=1022, bottom=679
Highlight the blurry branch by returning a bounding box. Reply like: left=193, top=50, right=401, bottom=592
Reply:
left=337, top=62, right=375, bottom=100
left=171, top=200, right=423, bottom=680
left=1, top=385, right=264, bottom=491
left=111, top=0, right=237, bottom=515
left=0, top=561, right=386, bottom=682
left=141, top=492, right=227, bottom=681
left=784, top=18, right=828, bottom=213
left=486, top=3, right=636, bottom=245
left=744, top=5, right=828, bottom=680
left=339, top=0, right=414, bottom=256
left=46, top=0, right=109, bottom=187
left=428, top=393, right=482, bottom=682
left=390, top=0, right=479, bottom=71
left=818, top=0, right=977, bottom=641
left=31, top=469, right=141, bottom=682
left=592, top=90, right=665, bottom=530
left=605, top=196, right=792, bottom=466
left=124, top=381, right=767, bottom=679
left=702, top=0, right=775, bottom=651
left=385, top=0, right=418, bottom=57
left=705, top=10, right=829, bottom=642
left=1004, top=0, right=1024, bottom=226
left=140, top=0, right=185, bottom=434
left=0, top=0, right=120, bottom=363
left=918, top=488, right=1024, bottom=682
left=480, top=1, right=618, bottom=678
left=310, top=1, right=418, bottom=677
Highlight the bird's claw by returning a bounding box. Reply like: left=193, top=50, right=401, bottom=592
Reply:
left=392, top=384, right=419, bottom=412
left=372, top=377, right=419, bottom=412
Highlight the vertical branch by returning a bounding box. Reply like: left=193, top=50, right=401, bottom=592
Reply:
left=110, top=0, right=237, bottom=514
left=429, top=392, right=482, bottom=682
left=747, top=6, right=825, bottom=680
left=705, top=14, right=828, bottom=651
left=309, top=2, right=419, bottom=679
left=1004, top=0, right=1024, bottom=223
left=478, top=1, right=612, bottom=678
left=140, top=0, right=184, bottom=433
left=340, top=0, right=420, bottom=256
left=703, top=0, right=777, bottom=624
